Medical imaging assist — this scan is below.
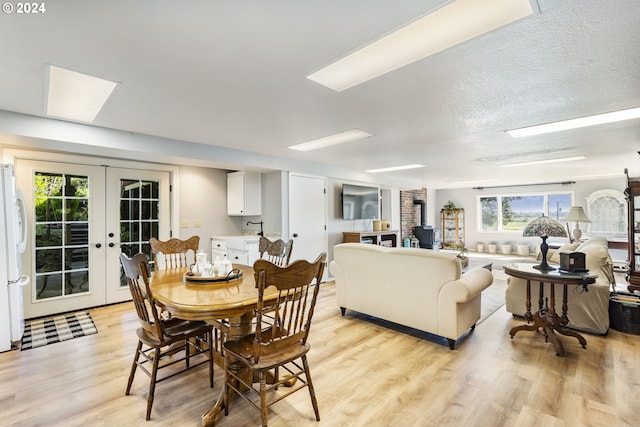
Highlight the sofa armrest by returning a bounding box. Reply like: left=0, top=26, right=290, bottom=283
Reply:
left=440, top=267, right=493, bottom=303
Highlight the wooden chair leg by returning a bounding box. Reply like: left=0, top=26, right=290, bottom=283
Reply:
left=146, top=349, right=161, bottom=421
left=209, top=332, right=215, bottom=388
left=259, top=370, right=268, bottom=427
left=302, top=355, right=320, bottom=421
left=223, top=358, right=231, bottom=416
left=185, top=339, right=191, bottom=368
left=273, top=367, right=279, bottom=390
left=126, top=341, right=143, bottom=395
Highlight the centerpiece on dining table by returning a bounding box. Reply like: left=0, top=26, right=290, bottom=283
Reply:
left=184, top=251, right=242, bottom=283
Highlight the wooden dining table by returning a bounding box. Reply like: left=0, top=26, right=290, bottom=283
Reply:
left=150, top=264, right=278, bottom=426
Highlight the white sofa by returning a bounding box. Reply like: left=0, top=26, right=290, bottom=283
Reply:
left=328, top=243, right=494, bottom=350
left=505, top=237, right=615, bottom=334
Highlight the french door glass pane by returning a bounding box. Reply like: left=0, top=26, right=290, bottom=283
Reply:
left=119, top=179, right=159, bottom=286
left=34, top=172, right=90, bottom=300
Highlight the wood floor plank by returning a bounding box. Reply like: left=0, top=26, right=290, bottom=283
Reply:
left=0, top=278, right=638, bottom=426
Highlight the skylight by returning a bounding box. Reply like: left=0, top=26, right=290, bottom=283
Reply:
left=46, top=65, right=118, bottom=123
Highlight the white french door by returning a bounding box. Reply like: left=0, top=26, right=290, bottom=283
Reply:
left=16, top=160, right=170, bottom=318
left=105, top=167, right=170, bottom=304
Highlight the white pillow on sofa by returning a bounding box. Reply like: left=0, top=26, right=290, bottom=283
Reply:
left=576, top=236, right=609, bottom=252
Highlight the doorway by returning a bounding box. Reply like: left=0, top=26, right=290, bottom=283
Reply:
left=16, top=159, right=170, bottom=318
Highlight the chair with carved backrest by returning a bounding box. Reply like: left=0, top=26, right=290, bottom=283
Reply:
left=212, top=237, right=292, bottom=362
left=149, top=235, right=199, bottom=270
left=120, top=252, right=214, bottom=421
left=258, top=236, right=294, bottom=266
left=221, top=252, right=326, bottom=427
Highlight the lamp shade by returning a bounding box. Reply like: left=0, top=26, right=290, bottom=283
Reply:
left=565, top=206, right=591, bottom=223
left=522, top=215, right=568, bottom=238
left=522, top=215, right=566, bottom=271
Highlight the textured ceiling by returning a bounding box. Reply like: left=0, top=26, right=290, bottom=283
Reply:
left=0, top=0, right=639, bottom=189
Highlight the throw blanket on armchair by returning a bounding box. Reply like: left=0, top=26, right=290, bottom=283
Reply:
left=505, top=237, right=614, bottom=334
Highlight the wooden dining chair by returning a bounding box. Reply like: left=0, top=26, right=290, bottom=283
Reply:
left=120, top=252, right=214, bottom=421
left=257, top=236, right=293, bottom=266
left=149, top=235, right=199, bottom=270
left=221, top=253, right=326, bottom=427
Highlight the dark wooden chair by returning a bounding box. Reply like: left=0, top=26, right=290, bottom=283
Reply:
left=120, top=252, right=214, bottom=421
left=221, top=253, right=326, bottom=426
left=149, top=235, right=199, bottom=270
left=257, top=236, right=293, bottom=266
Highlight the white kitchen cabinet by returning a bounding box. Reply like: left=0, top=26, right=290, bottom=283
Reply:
left=227, top=171, right=261, bottom=216
left=210, top=237, right=228, bottom=261
left=213, top=236, right=260, bottom=267
left=227, top=248, right=249, bottom=265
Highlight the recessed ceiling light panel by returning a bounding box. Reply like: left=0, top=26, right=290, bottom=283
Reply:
left=500, top=156, right=585, bottom=167
left=366, top=164, right=425, bottom=173
left=288, top=129, right=372, bottom=151
left=507, top=107, right=640, bottom=137
left=307, top=0, right=534, bottom=92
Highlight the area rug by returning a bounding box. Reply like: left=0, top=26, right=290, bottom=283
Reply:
left=478, top=278, right=507, bottom=325
left=21, top=311, right=98, bottom=350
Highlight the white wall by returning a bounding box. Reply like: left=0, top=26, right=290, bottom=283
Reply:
left=177, top=166, right=244, bottom=245
left=178, top=168, right=290, bottom=248
left=255, top=171, right=287, bottom=238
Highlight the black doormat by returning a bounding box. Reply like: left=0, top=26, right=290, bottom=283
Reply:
left=21, top=311, right=98, bottom=350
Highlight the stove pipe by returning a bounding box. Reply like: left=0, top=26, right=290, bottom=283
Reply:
left=413, top=199, right=426, bottom=226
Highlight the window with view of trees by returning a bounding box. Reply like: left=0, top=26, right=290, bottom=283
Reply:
left=479, top=192, right=573, bottom=232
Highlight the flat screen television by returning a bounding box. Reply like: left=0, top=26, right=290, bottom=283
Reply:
left=342, top=184, right=380, bottom=220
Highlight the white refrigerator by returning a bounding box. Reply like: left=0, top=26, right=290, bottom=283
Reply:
left=0, top=164, right=29, bottom=352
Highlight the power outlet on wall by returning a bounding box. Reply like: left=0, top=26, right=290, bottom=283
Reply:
left=181, top=219, right=189, bottom=228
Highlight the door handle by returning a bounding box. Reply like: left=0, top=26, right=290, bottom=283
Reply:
left=94, top=243, right=102, bottom=248
left=293, top=233, right=299, bottom=238
left=108, top=242, right=120, bottom=248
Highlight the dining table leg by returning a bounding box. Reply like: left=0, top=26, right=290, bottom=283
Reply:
left=202, top=312, right=255, bottom=426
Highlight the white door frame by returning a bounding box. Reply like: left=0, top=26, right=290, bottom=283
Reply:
left=3, top=149, right=179, bottom=233
left=105, top=167, right=171, bottom=304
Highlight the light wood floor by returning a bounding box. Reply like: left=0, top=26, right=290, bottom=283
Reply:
left=1, top=277, right=638, bottom=427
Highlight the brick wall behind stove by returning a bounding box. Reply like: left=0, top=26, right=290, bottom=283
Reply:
left=400, top=188, right=427, bottom=242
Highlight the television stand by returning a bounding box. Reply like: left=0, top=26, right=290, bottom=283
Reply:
left=343, top=230, right=399, bottom=247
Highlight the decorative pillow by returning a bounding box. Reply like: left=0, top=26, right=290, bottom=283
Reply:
left=576, top=236, right=609, bottom=252
left=549, top=242, right=580, bottom=264
left=581, top=244, right=615, bottom=284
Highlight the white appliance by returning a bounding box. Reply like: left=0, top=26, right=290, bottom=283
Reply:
left=0, top=164, right=29, bottom=352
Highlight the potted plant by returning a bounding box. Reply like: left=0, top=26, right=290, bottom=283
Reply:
left=451, top=243, right=469, bottom=268
left=442, top=200, right=459, bottom=212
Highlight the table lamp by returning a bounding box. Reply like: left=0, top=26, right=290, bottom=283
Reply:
left=565, top=206, right=591, bottom=241
left=522, top=214, right=567, bottom=271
